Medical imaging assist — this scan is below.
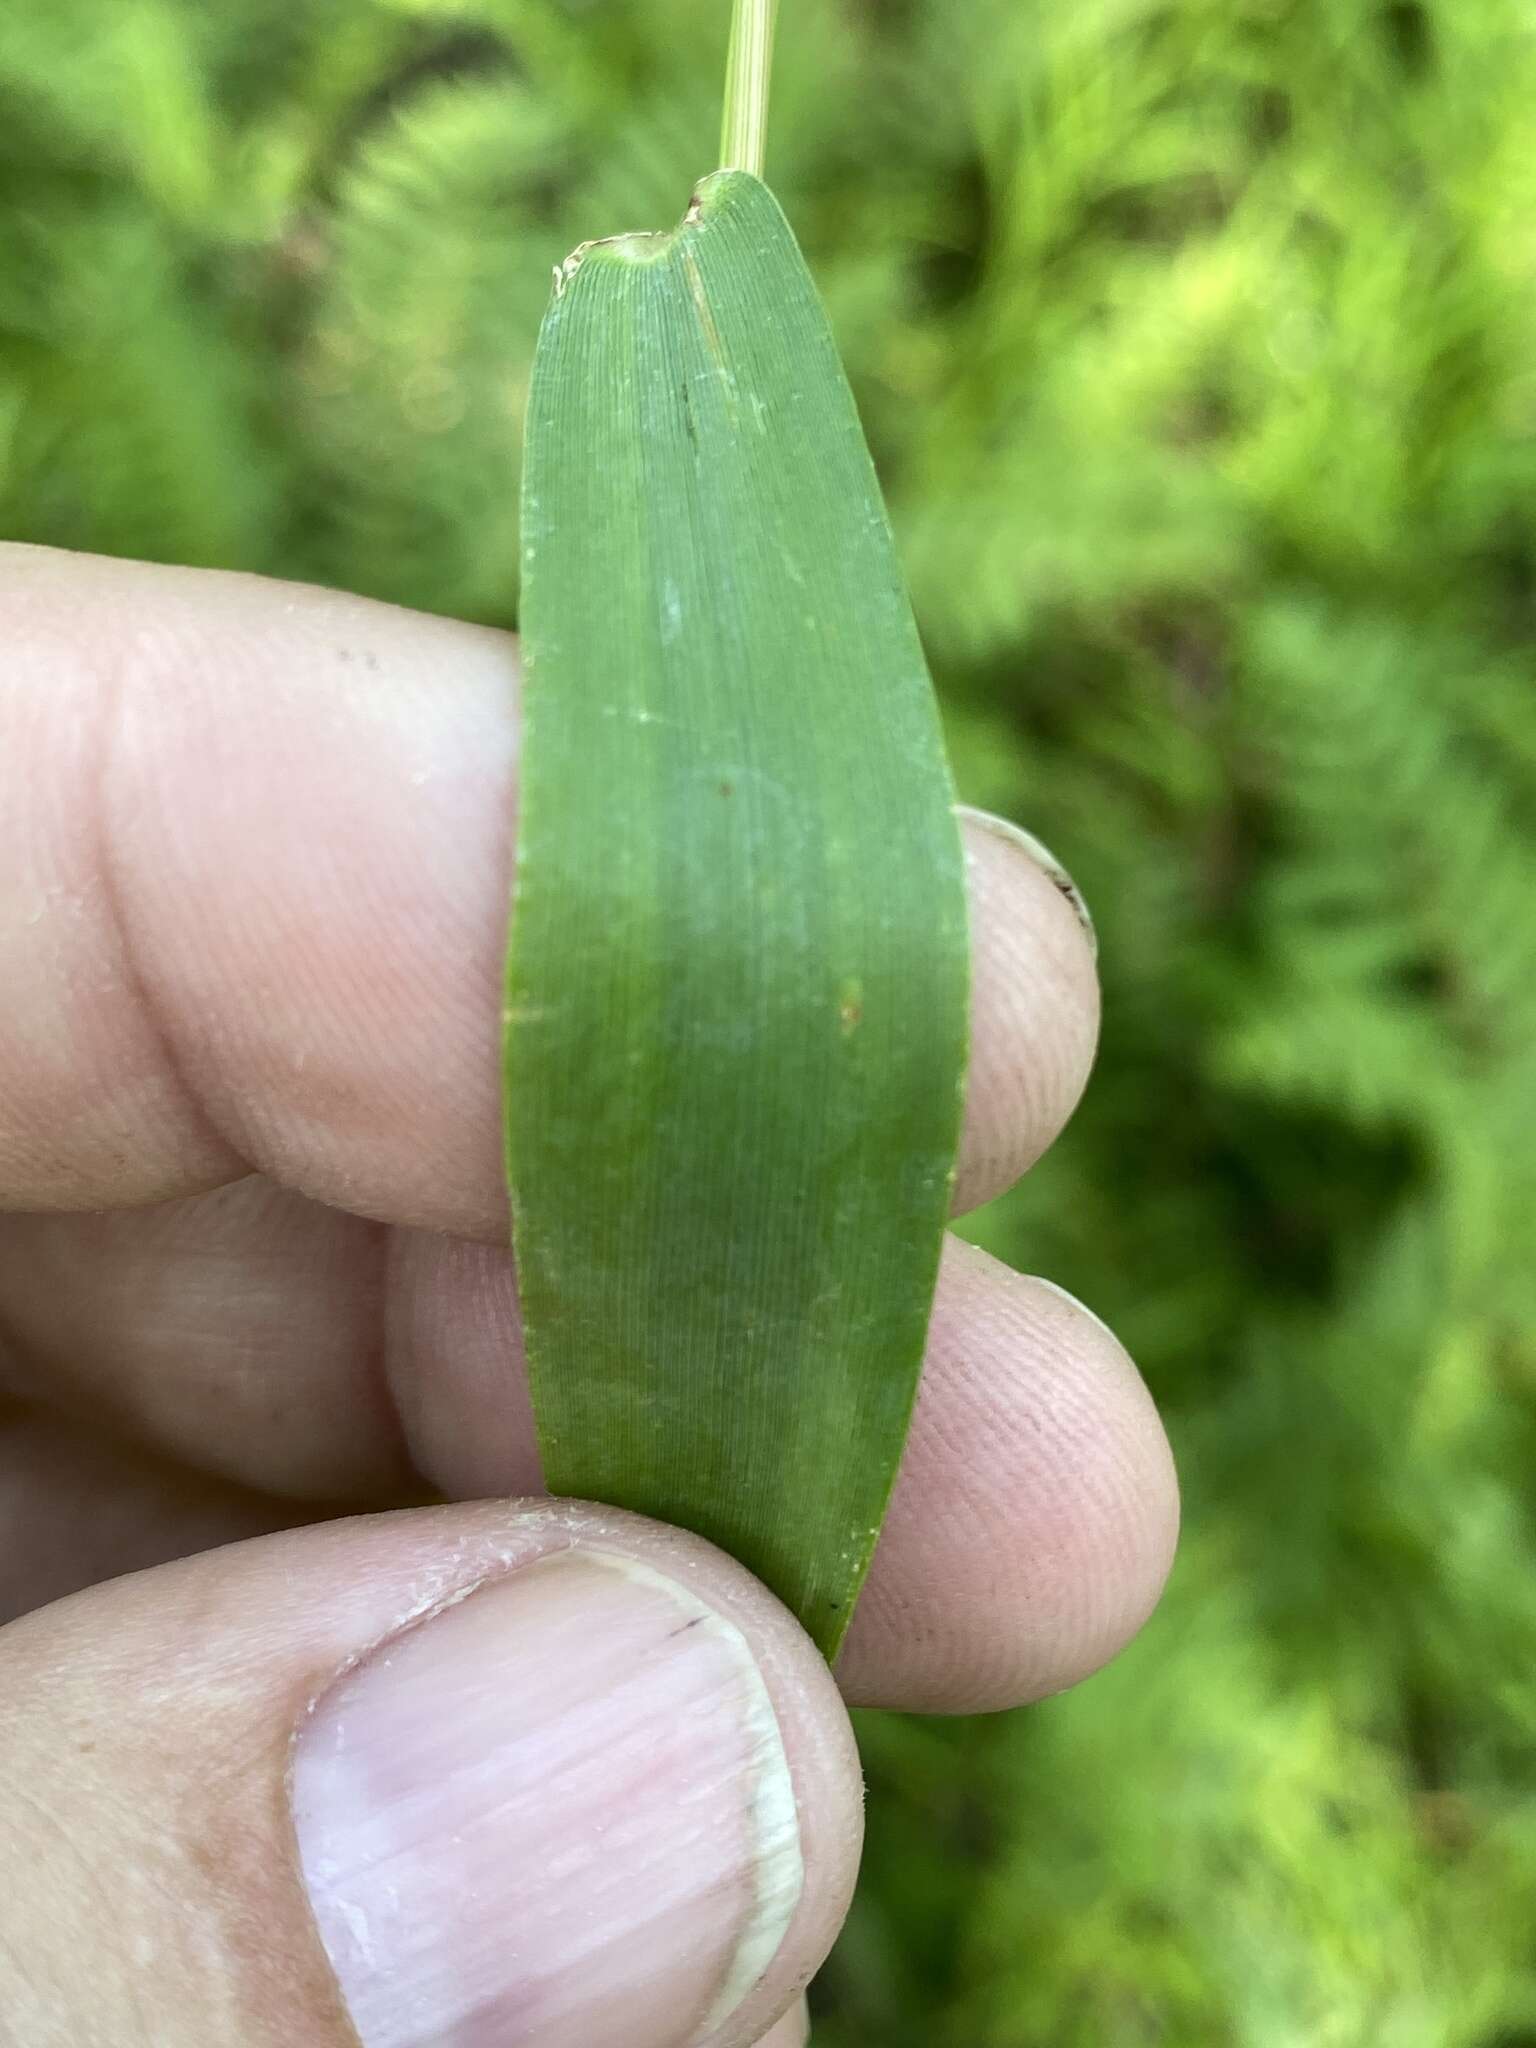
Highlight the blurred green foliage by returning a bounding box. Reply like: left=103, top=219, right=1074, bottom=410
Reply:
left=4, top=1, right=1535, bottom=2040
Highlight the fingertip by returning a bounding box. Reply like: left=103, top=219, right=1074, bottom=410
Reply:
left=839, top=1242, right=1178, bottom=1713
left=955, top=811, right=1101, bottom=1215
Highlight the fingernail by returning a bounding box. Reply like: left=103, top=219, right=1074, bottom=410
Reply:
left=292, top=1549, right=804, bottom=2048
left=956, top=805, right=1096, bottom=958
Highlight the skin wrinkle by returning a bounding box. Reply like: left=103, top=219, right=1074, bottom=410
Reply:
left=0, top=1184, right=414, bottom=1501
left=95, top=626, right=247, bottom=1192
left=6, top=1772, right=163, bottom=2048
left=382, top=1225, right=543, bottom=1503
left=0, top=1408, right=314, bottom=1628
left=360, top=1213, right=423, bottom=1502
left=0, top=554, right=521, bottom=1230
left=1, top=619, right=183, bottom=1208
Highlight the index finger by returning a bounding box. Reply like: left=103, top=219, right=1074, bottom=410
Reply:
left=3, top=543, right=518, bottom=1228
left=0, top=545, right=1097, bottom=1234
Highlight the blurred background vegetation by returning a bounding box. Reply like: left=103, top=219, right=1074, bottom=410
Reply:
left=4, top=0, right=1535, bottom=2039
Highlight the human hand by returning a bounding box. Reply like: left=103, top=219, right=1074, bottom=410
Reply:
left=0, top=546, right=1177, bottom=2047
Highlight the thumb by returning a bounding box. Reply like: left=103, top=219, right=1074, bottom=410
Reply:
left=0, top=1502, right=856, bottom=2048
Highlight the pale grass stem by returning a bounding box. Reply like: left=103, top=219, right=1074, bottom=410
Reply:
left=721, top=0, right=780, bottom=179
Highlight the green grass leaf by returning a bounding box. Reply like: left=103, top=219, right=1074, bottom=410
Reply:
left=505, top=170, right=970, bottom=1658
